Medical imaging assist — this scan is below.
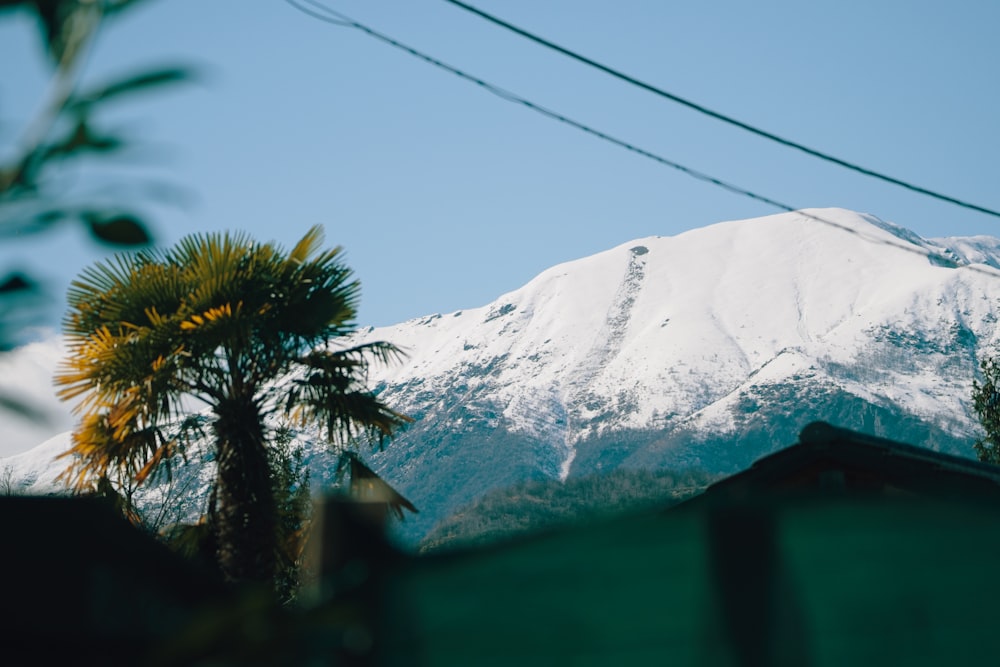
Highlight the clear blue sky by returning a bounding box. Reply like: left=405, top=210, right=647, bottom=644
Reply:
left=3, top=0, right=999, bottom=328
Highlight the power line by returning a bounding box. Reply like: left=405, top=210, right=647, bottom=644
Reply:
left=442, top=0, right=1000, bottom=221
left=288, top=3, right=794, bottom=211
left=285, top=0, right=1000, bottom=279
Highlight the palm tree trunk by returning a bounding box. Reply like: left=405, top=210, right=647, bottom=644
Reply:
left=211, top=395, right=277, bottom=586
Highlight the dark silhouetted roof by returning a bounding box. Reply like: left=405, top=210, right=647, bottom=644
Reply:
left=688, top=421, right=1000, bottom=507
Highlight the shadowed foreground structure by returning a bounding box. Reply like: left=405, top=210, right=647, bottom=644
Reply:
left=6, top=423, right=1000, bottom=665
left=2, top=496, right=230, bottom=665
left=372, top=422, right=1000, bottom=664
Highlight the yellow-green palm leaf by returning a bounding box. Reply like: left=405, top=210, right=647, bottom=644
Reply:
left=57, top=225, right=409, bottom=584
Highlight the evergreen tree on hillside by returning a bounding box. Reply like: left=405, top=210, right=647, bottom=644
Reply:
left=56, top=226, right=412, bottom=586
left=972, top=356, right=1000, bottom=464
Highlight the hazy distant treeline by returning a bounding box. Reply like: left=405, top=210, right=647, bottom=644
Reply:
left=420, top=467, right=717, bottom=552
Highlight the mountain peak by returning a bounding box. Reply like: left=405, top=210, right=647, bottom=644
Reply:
left=5, top=209, right=997, bottom=544
left=347, top=208, right=997, bottom=539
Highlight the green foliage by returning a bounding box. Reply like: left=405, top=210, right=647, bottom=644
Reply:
left=56, top=226, right=410, bottom=586
left=269, top=428, right=312, bottom=604
left=0, top=1, right=150, bottom=64
left=0, top=0, right=191, bottom=350
left=157, top=428, right=315, bottom=604
left=420, top=467, right=717, bottom=552
left=973, top=356, right=1000, bottom=464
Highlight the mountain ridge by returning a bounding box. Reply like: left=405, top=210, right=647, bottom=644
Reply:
left=347, top=208, right=997, bottom=538
left=4, top=208, right=998, bottom=543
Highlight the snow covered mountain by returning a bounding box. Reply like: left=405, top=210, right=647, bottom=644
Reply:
left=350, top=208, right=1000, bottom=539
left=5, top=208, right=1000, bottom=542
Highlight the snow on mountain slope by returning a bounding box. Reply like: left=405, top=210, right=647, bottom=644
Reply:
left=341, top=208, right=1000, bottom=538
left=363, top=212, right=988, bottom=422
left=1, top=432, right=73, bottom=494
left=5, top=208, right=999, bottom=542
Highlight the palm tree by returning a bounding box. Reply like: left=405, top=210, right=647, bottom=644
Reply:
left=56, top=226, right=410, bottom=585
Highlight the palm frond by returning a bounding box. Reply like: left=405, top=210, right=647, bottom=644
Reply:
left=287, top=224, right=323, bottom=265
left=57, top=411, right=168, bottom=491
left=57, top=223, right=411, bottom=586
left=289, top=385, right=411, bottom=449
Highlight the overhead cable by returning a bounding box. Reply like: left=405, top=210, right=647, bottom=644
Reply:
left=285, top=0, right=1000, bottom=278
left=442, top=0, right=1000, bottom=220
